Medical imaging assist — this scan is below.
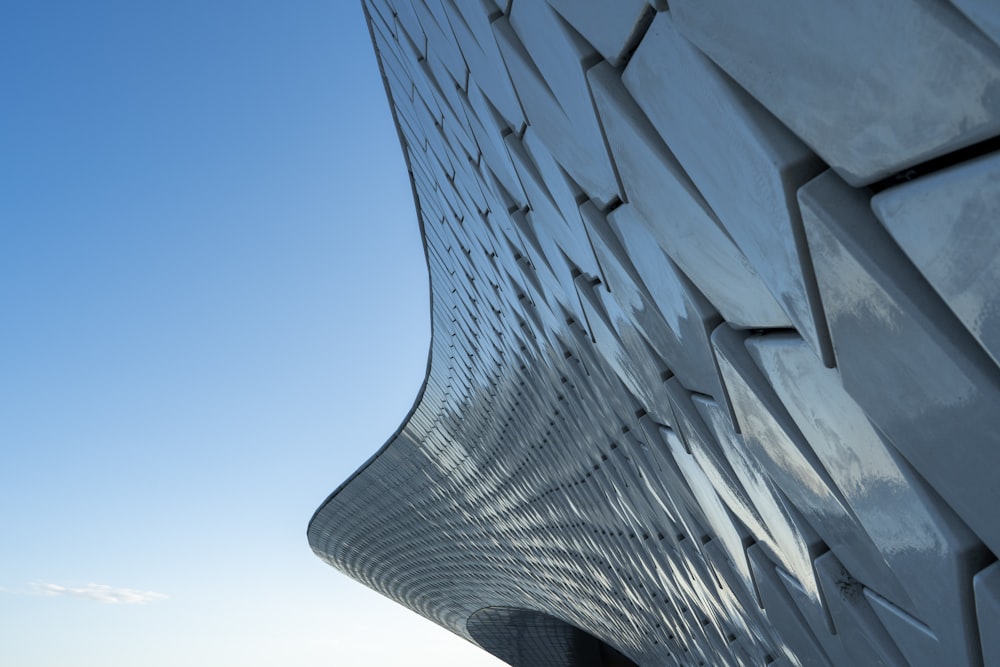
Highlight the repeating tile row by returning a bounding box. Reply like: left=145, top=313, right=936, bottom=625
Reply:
left=310, top=2, right=1000, bottom=665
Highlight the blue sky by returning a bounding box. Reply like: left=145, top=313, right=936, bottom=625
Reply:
left=1, top=2, right=503, bottom=665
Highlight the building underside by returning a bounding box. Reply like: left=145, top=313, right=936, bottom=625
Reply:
left=309, top=2, right=1000, bottom=665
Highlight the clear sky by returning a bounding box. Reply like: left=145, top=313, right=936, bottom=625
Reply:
left=1, top=2, right=504, bottom=665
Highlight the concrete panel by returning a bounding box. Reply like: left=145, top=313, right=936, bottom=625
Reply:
left=814, top=552, right=908, bottom=667
left=747, top=331, right=987, bottom=666
left=748, top=545, right=832, bottom=667
left=595, top=204, right=724, bottom=399
left=975, top=562, right=1000, bottom=666
left=713, top=325, right=916, bottom=612
left=544, top=0, right=651, bottom=67
left=587, top=61, right=791, bottom=329
left=623, top=13, right=830, bottom=363
left=492, top=13, right=621, bottom=205
left=670, top=0, right=1000, bottom=185
left=872, top=150, right=1000, bottom=370
left=801, top=170, right=1000, bottom=558
left=949, top=0, right=1000, bottom=48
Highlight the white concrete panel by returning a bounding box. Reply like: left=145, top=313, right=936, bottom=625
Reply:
left=544, top=0, right=651, bottom=67
left=604, top=204, right=724, bottom=399
left=671, top=0, right=1000, bottom=186
left=949, top=0, right=1000, bottom=48
left=748, top=332, right=988, bottom=667
left=584, top=203, right=721, bottom=398
left=623, top=13, right=831, bottom=364
left=587, top=61, right=791, bottom=329
left=492, top=14, right=621, bottom=204
left=440, top=0, right=525, bottom=129
left=814, top=553, right=908, bottom=667
left=975, top=562, right=1000, bottom=666
left=747, top=545, right=833, bottom=667
left=461, top=82, right=525, bottom=205
left=802, top=170, right=1000, bottom=558
left=872, top=150, right=1000, bottom=370
left=693, top=396, right=826, bottom=614
left=577, top=276, right=674, bottom=427
left=713, top=325, right=916, bottom=613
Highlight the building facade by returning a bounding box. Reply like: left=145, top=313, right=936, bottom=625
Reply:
left=309, top=2, right=1000, bottom=665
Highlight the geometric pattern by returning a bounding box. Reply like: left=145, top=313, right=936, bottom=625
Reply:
left=308, top=2, right=1000, bottom=665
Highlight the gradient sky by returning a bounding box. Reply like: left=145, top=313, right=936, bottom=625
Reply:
left=1, top=2, right=504, bottom=665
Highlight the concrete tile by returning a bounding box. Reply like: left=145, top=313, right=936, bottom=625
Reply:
left=671, top=0, right=1000, bottom=185
left=623, top=13, right=831, bottom=364
left=872, top=150, right=1000, bottom=371
left=588, top=61, right=791, bottom=329
left=801, top=169, right=1000, bottom=558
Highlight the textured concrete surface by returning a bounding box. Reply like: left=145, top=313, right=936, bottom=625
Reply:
left=310, top=2, right=1000, bottom=665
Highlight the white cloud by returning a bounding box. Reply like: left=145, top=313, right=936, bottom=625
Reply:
left=32, top=582, right=168, bottom=604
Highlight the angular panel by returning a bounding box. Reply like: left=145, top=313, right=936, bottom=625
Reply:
left=801, top=170, right=1000, bottom=557
left=975, top=562, right=1000, bottom=666
left=589, top=203, right=724, bottom=399
left=747, top=545, right=832, bottom=667
left=623, top=13, right=830, bottom=363
left=671, top=0, right=1000, bottom=185
left=814, top=552, right=908, bottom=667
left=949, top=0, right=1000, bottom=48
left=587, top=61, right=791, bottom=329
left=871, top=150, right=1000, bottom=369
left=746, top=331, right=987, bottom=666
left=492, top=11, right=621, bottom=205
left=544, top=0, right=651, bottom=67
left=713, top=325, right=915, bottom=611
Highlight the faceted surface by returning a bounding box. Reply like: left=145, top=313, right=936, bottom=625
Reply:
left=310, top=3, right=1000, bottom=666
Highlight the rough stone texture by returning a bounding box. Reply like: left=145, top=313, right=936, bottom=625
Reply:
left=309, top=2, right=1000, bottom=665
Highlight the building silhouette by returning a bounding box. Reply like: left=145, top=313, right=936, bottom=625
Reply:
left=309, top=2, right=1000, bottom=665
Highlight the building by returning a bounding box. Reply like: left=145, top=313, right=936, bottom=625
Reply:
left=308, top=2, right=1000, bottom=665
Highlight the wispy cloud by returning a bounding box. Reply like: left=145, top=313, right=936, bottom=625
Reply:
left=32, top=582, right=168, bottom=604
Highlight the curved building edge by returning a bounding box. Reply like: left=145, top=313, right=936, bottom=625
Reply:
left=310, top=2, right=1000, bottom=666
left=307, top=0, right=435, bottom=542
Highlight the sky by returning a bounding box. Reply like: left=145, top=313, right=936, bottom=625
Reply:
left=1, top=2, right=504, bottom=665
